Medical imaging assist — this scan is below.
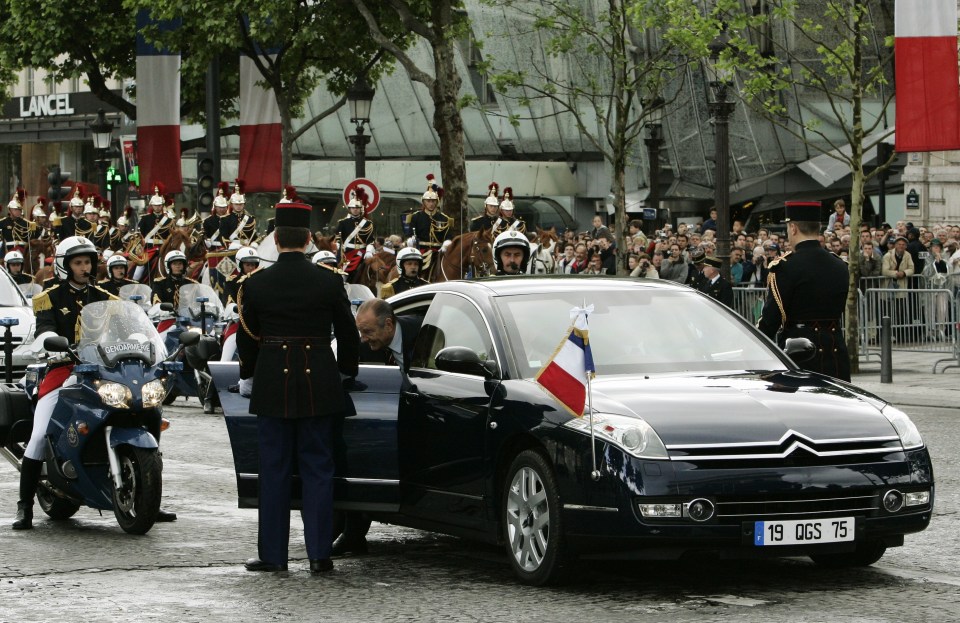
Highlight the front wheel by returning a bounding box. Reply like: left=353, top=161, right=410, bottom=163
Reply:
left=37, top=485, right=81, bottom=520
left=501, top=450, right=564, bottom=585
left=112, top=446, right=162, bottom=535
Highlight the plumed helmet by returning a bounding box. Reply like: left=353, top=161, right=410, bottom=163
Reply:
left=107, top=254, right=128, bottom=269
left=422, top=174, right=440, bottom=201
left=278, top=185, right=297, bottom=204
left=7, top=188, right=25, bottom=212
left=493, top=229, right=530, bottom=272
left=69, top=187, right=85, bottom=208
left=347, top=187, right=369, bottom=209
left=4, top=250, right=24, bottom=264
left=32, top=202, right=48, bottom=219
left=214, top=181, right=230, bottom=208
left=312, top=250, right=337, bottom=266
left=499, top=187, right=515, bottom=212
left=230, top=178, right=246, bottom=205
left=235, top=246, right=260, bottom=265
left=54, top=236, right=99, bottom=280
left=163, top=249, right=187, bottom=272
left=149, top=182, right=166, bottom=207
left=396, top=246, right=424, bottom=272
left=484, top=182, right=500, bottom=207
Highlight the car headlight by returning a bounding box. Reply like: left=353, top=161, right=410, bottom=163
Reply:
left=563, top=413, right=669, bottom=459
left=141, top=379, right=167, bottom=408
left=882, top=405, right=924, bottom=450
left=97, top=382, right=132, bottom=409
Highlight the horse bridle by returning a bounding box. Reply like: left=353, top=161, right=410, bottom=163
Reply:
left=468, top=237, right=492, bottom=278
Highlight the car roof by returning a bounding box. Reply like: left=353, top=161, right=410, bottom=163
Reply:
left=400, top=275, right=694, bottom=299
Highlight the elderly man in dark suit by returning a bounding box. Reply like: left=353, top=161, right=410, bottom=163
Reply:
left=237, top=200, right=359, bottom=574
left=330, top=298, right=422, bottom=556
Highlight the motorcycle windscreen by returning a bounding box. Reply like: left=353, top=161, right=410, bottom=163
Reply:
left=209, top=361, right=401, bottom=510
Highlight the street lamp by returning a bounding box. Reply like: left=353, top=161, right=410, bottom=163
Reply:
left=89, top=108, right=115, bottom=215
left=704, top=34, right=736, bottom=281
left=643, top=96, right=665, bottom=235
left=347, top=76, right=376, bottom=178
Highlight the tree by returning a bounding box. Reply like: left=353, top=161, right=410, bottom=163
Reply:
left=480, top=0, right=697, bottom=271
left=351, top=0, right=472, bottom=230
left=138, top=0, right=407, bottom=187
left=718, top=0, right=895, bottom=372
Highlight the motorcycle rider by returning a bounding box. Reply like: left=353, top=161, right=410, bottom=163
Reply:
left=379, top=247, right=429, bottom=298
left=97, top=254, right=138, bottom=296
left=151, top=250, right=198, bottom=307
left=4, top=250, right=33, bottom=286
left=492, top=230, right=531, bottom=275
left=12, top=236, right=177, bottom=529
left=224, top=246, right=260, bottom=305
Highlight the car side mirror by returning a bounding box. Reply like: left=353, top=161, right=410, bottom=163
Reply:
left=435, top=346, right=497, bottom=379
left=179, top=331, right=201, bottom=347
left=784, top=337, right=816, bottom=363
left=43, top=335, right=71, bottom=352
left=160, top=302, right=175, bottom=313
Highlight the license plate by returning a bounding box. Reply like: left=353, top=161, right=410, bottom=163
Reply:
left=754, top=517, right=855, bottom=546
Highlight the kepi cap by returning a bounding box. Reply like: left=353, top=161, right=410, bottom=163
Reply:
left=702, top=256, right=722, bottom=269
left=784, top=200, right=821, bottom=223
left=274, top=201, right=312, bottom=228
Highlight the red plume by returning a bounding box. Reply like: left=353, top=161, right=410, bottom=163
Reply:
left=234, top=178, right=245, bottom=194
left=355, top=187, right=369, bottom=205
left=284, top=185, right=298, bottom=201
left=153, top=181, right=166, bottom=196
left=35, top=196, right=47, bottom=206
left=502, top=187, right=513, bottom=200
left=15, top=188, right=26, bottom=203
left=217, top=181, right=229, bottom=196
left=487, top=182, right=499, bottom=198
left=73, top=186, right=84, bottom=200
left=426, top=173, right=435, bottom=183
left=102, top=198, right=111, bottom=211
left=437, top=187, right=445, bottom=201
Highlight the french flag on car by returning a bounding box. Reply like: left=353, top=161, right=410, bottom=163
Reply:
left=535, top=306, right=596, bottom=417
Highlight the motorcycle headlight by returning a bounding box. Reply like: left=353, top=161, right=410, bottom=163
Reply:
left=882, top=405, right=924, bottom=450
left=563, top=412, right=669, bottom=460
left=141, top=379, right=167, bottom=408
left=97, top=382, right=132, bottom=409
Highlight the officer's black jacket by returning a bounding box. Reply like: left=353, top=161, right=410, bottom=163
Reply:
left=151, top=274, right=198, bottom=306
left=34, top=281, right=116, bottom=343
left=97, top=277, right=138, bottom=297
left=237, top=252, right=359, bottom=419
left=10, top=272, right=33, bottom=286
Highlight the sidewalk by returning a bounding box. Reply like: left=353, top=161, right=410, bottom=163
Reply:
left=851, top=350, right=960, bottom=409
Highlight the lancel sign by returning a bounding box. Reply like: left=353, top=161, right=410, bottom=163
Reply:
left=19, top=93, right=76, bottom=117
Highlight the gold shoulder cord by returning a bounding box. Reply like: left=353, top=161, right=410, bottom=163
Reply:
left=767, top=272, right=787, bottom=327
left=237, top=284, right=259, bottom=341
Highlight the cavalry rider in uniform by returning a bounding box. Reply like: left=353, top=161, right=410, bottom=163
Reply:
left=31, top=200, right=55, bottom=244
left=470, top=182, right=500, bottom=233
left=151, top=249, right=198, bottom=308
left=225, top=246, right=260, bottom=305
left=266, top=185, right=298, bottom=235
left=90, top=204, right=115, bottom=252
left=4, top=250, right=33, bottom=285
left=1, top=189, right=35, bottom=255
left=56, top=188, right=86, bottom=240
left=97, top=254, right=138, bottom=296
left=379, top=247, right=429, bottom=299
left=493, top=229, right=531, bottom=276
left=117, top=208, right=149, bottom=282
left=408, top=174, right=453, bottom=280
left=335, top=187, right=375, bottom=283
left=223, top=179, right=258, bottom=245
left=758, top=201, right=851, bottom=381
left=75, top=197, right=98, bottom=239
left=203, top=182, right=232, bottom=252
left=139, top=183, right=177, bottom=268
left=491, top=187, right=525, bottom=238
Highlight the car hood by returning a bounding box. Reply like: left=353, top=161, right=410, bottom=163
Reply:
left=586, top=372, right=896, bottom=446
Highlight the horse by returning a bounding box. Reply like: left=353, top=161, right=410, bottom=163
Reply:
left=359, top=250, right=397, bottom=296
left=434, top=229, right=494, bottom=282
left=528, top=227, right=558, bottom=274
left=27, top=236, right=56, bottom=279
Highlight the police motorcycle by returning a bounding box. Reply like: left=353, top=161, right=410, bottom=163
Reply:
left=0, top=299, right=183, bottom=534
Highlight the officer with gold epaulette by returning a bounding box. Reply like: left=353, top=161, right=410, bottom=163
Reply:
left=151, top=249, right=199, bottom=307
left=221, top=179, right=258, bottom=245
left=469, top=182, right=500, bottom=233
left=56, top=188, right=86, bottom=240
left=1, top=188, right=35, bottom=253
left=379, top=247, right=429, bottom=299
left=335, top=187, right=375, bottom=283
left=97, top=254, right=137, bottom=296
left=408, top=174, right=453, bottom=280
left=490, top=187, right=526, bottom=238
left=758, top=201, right=850, bottom=381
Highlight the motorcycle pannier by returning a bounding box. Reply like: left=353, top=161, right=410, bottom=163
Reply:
left=0, top=382, right=32, bottom=447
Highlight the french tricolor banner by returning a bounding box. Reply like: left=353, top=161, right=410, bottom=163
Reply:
left=135, top=10, right=183, bottom=194
left=894, top=0, right=960, bottom=152
left=239, top=51, right=282, bottom=193
left=535, top=306, right=596, bottom=417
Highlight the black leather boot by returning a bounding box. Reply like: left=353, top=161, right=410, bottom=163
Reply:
left=13, top=458, right=42, bottom=530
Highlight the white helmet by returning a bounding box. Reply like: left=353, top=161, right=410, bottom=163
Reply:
left=4, top=250, right=24, bottom=264
left=163, top=249, right=187, bottom=273
left=312, top=250, right=337, bottom=266
left=235, top=246, right=260, bottom=266
left=422, top=174, right=440, bottom=201
left=107, top=254, right=128, bottom=269
left=117, top=215, right=130, bottom=227
left=32, top=205, right=47, bottom=219
left=83, top=202, right=98, bottom=215
left=396, top=247, right=424, bottom=272
left=54, top=236, right=99, bottom=280
left=493, top=229, right=530, bottom=273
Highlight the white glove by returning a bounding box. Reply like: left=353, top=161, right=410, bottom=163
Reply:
left=26, top=331, right=58, bottom=355
left=147, top=303, right=164, bottom=320
left=441, top=240, right=453, bottom=253
left=406, top=236, right=417, bottom=248
left=238, top=377, right=253, bottom=397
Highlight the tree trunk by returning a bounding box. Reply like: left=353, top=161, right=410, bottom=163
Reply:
left=278, top=95, right=294, bottom=188
left=612, top=149, right=628, bottom=275
left=431, top=36, right=468, bottom=236
left=845, top=166, right=865, bottom=374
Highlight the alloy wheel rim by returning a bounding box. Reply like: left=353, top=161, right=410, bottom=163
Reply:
left=115, top=456, right=137, bottom=514
left=506, top=465, right=550, bottom=571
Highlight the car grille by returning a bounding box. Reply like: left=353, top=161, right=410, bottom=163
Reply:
left=714, top=492, right=880, bottom=522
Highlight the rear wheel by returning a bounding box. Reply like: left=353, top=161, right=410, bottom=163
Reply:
left=112, top=446, right=162, bottom=535
left=810, top=540, right=887, bottom=567
left=37, top=485, right=81, bottom=520
left=162, top=387, right=178, bottom=405
left=501, top=450, right=564, bottom=585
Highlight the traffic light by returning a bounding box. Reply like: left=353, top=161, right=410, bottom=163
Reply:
left=47, top=165, right=70, bottom=208
left=196, top=153, right=216, bottom=213
left=106, top=166, right=124, bottom=191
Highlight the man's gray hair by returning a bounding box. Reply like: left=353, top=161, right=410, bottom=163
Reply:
left=356, top=298, right=395, bottom=328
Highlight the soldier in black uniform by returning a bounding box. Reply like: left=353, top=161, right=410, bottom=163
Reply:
left=56, top=189, right=86, bottom=240
left=335, top=187, right=375, bottom=283
left=266, top=185, right=297, bottom=235
left=225, top=179, right=258, bottom=245
left=224, top=246, right=260, bottom=305
left=97, top=254, right=138, bottom=296
left=202, top=182, right=232, bottom=250
left=151, top=250, right=199, bottom=307
left=236, top=200, right=359, bottom=574
left=697, top=256, right=734, bottom=308
left=469, top=182, right=500, bottom=233
left=1, top=189, right=35, bottom=253
left=758, top=201, right=850, bottom=381
left=490, top=187, right=526, bottom=237
left=379, top=247, right=429, bottom=298
left=685, top=245, right=706, bottom=288
left=408, top=174, right=453, bottom=280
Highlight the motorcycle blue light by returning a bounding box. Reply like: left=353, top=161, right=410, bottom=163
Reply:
left=160, top=361, right=184, bottom=372
left=75, top=364, right=99, bottom=375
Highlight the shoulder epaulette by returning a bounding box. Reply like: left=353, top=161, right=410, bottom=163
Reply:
left=153, top=276, right=166, bottom=282
left=470, top=214, right=485, bottom=221
left=317, top=262, right=337, bottom=272
left=33, top=288, right=53, bottom=312
left=768, top=251, right=792, bottom=271
left=93, top=285, right=120, bottom=300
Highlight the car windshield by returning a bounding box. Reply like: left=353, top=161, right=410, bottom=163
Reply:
left=495, top=288, right=787, bottom=377
left=118, top=284, right=154, bottom=310
left=78, top=300, right=168, bottom=366
left=0, top=270, right=28, bottom=307
left=177, top=284, right=224, bottom=320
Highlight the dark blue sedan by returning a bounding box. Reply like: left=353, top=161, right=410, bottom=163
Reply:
left=212, top=276, right=934, bottom=585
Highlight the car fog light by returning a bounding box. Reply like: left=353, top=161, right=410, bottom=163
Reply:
left=905, top=491, right=930, bottom=507
left=882, top=489, right=904, bottom=513
left=684, top=498, right=715, bottom=522
left=638, top=503, right=682, bottom=518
